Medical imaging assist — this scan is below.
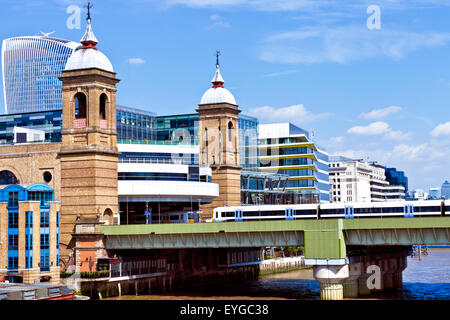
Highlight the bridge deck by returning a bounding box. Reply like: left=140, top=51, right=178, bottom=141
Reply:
left=101, top=217, right=450, bottom=259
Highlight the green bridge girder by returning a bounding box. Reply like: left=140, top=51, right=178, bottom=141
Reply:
left=101, top=217, right=450, bottom=260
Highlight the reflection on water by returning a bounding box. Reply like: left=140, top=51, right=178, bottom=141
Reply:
left=107, top=248, right=450, bottom=300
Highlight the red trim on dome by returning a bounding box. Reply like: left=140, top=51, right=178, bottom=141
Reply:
left=81, top=41, right=98, bottom=50
left=212, top=81, right=224, bottom=88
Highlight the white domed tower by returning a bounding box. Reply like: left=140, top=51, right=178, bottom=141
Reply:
left=196, top=52, right=241, bottom=220
left=58, top=5, right=119, bottom=264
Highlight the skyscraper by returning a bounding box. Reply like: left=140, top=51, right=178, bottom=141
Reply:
left=2, top=35, right=79, bottom=114
left=442, top=180, right=450, bottom=199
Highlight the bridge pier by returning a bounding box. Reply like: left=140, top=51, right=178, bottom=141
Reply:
left=343, top=262, right=363, bottom=298
left=393, top=255, right=407, bottom=288
left=313, top=264, right=349, bottom=300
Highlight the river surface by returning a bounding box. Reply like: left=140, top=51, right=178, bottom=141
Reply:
left=108, top=248, right=450, bottom=300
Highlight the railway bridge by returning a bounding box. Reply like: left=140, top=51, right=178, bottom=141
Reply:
left=100, top=216, right=450, bottom=299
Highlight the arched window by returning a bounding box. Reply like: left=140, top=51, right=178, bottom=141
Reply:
left=228, top=121, right=233, bottom=142
left=100, top=93, right=107, bottom=120
left=0, top=170, right=19, bottom=185
left=102, top=208, right=113, bottom=225
left=74, top=92, right=87, bottom=119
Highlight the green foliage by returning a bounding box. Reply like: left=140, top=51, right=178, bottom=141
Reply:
left=281, top=246, right=304, bottom=256
left=80, top=270, right=111, bottom=279
left=60, top=270, right=75, bottom=278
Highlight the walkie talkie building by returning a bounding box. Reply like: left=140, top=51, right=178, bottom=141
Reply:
left=2, top=36, right=79, bottom=114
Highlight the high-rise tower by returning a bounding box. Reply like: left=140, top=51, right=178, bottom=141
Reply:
left=2, top=35, right=79, bottom=114
left=197, top=53, right=241, bottom=220
left=58, top=12, right=119, bottom=263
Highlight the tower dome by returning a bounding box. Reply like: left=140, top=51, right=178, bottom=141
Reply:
left=200, top=61, right=236, bottom=105
left=64, top=17, right=113, bottom=72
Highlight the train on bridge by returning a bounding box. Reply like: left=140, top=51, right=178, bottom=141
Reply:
left=213, top=200, right=450, bottom=222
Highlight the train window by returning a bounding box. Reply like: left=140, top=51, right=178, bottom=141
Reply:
left=417, top=206, right=440, bottom=212
left=295, top=209, right=316, bottom=215
left=224, top=212, right=235, bottom=218
left=321, top=209, right=345, bottom=215
left=446, top=206, right=450, bottom=211
left=244, top=211, right=260, bottom=217
left=261, top=211, right=284, bottom=216
left=354, top=208, right=372, bottom=214
left=169, top=215, right=179, bottom=220
left=382, top=207, right=403, bottom=213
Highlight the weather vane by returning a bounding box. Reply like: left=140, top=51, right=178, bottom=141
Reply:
left=86, top=1, right=93, bottom=21
left=215, top=50, right=221, bottom=67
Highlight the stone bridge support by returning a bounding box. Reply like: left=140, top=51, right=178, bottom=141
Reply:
left=313, top=264, right=349, bottom=300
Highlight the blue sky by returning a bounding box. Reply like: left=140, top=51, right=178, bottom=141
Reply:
left=1, top=0, right=449, bottom=192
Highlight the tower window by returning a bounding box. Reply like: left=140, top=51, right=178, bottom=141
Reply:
left=100, top=93, right=107, bottom=120
left=74, top=92, right=87, bottom=119
left=228, top=121, right=233, bottom=142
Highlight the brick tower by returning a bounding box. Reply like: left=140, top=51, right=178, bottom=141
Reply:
left=197, top=53, right=241, bottom=220
left=58, top=14, right=119, bottom=265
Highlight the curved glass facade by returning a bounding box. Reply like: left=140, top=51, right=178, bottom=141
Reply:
left=2, top=36, right=79, bottom=114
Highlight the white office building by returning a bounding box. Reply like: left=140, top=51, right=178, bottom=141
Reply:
left=329, top=156, right=405, bottom=203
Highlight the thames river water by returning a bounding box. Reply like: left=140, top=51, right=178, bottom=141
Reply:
left=108, top=248, right=450, bottom=300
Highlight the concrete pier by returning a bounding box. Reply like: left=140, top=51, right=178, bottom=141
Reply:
left=343, top=262, right=363, bottom=298
left=313, top=265, right=349, bottom=300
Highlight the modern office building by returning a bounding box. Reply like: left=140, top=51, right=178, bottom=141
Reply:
left=257, top=123, right=330, bottom=203
left=384, top=167, right=408, bottom=192
left=2, top=35, right=79, bottom=114
left=117, top=142, right=218, bottom=224
left=406, top=189, right=427, bottom=201
left=0, top=183, right=60, bottom=284
left=428, top=187, right=441, bottom=200
left=442, top=180, right=450, bottom=199
left=0, top=110, right=62, bottom=144
left=329, top=157, right=405, bottom=202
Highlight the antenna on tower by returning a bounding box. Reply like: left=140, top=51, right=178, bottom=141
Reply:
left=215, top=50, right=221, bottom=67
left=86, top=1, right=93, bottom=20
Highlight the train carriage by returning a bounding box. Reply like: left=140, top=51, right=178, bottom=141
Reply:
left=213, top=200, right=447, bottom=222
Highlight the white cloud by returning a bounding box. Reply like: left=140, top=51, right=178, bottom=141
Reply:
left=164, top=0, right=319, bottom=10
left=247, top=104, right=330, bottom=125
left=347, top=121, right=391, bottom=136
left=347, top=121, right=411, bottom=141
left=359, top=106, right=403, bottom=120
left=127, top=58, right=146, bottom=64
left=263, top=69, right=299, bottom=77
left=431, top=121, right=450, bottom=137
left=383, top=130, right=412, bottom=141
left=260, top=25, right=450, bottom=64
left=162, top=0, right=450, bottom=11
left=206, top=14, right=230, bottom=29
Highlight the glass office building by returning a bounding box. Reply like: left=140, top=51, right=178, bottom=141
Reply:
left=258, top=123, right=330, bottom=203
left=156, top=113, right=199, bottom=145
left=117, top=105, right=156, bottom=143
left=0, top=110, right=62, bottom=144
left=384, top=167, right=408, bottom=192
left=2, top=36, right=79, bottom=114
left=239, top=114, right=259, bottom=170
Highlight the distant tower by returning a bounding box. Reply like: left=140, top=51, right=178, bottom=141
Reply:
left=197, top=52, right=241, bottom=220
left=442, top=180, right=450, bottom=199
left=58, top=9, right=120, bottom=264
